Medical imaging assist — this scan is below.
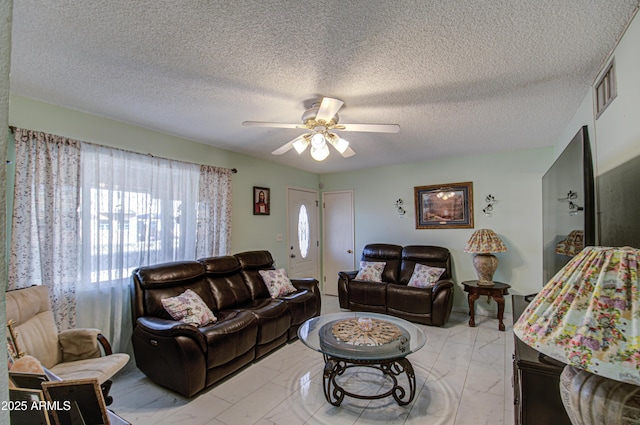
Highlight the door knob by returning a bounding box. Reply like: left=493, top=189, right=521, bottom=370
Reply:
left=347, top=249, right=353, bottom=254
left=290, top=254, right=296, bottom=258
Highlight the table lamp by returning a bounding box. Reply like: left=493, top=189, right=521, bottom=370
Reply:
left=514, top=246, right=640, bottom=425
left=463, top=228, right=507, bottom=286
left=555, top=230, right=584, bottom=257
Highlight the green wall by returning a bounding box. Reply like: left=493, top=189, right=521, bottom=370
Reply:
left=8, top=95, right=320, bottom=269
left=320, top=147, right=554, bottom=313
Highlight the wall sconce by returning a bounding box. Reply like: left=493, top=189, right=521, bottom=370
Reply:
left=483, top=194, right=498, bottom=216
left=559, top=190, right=583, bottom=216
left=568, top=201, right=584, bottom=216
left=394, top=199, right=406, bottom=217
left=559, top=190, right=578, bottom=201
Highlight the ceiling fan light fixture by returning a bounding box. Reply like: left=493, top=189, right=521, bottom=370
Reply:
left=310, top=142, right=330, bottom=161
left=311, top=132, right=325, bottom=148
left=292, top=137, right=310, bottom=154
left=329, top=134, right=350, bottom=154
left=245, top=96, right=399, bottom=161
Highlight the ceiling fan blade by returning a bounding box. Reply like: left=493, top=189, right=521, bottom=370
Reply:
left=338, top=123, right=400, bottom=133
left=341, top=146, right=356, bottom=158
left=243, top=121, right=305, bottom=129
left=316, top=97, right=344, bottom=122
left=271, top=134, right=308, bottom=155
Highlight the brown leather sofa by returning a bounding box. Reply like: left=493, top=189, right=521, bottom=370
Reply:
left=130, top=250, right=320, bottom=397
left=338, top=244, right=454, bottom=326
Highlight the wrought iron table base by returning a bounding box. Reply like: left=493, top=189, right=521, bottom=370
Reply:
left=322, top=354, right=416, bottom=406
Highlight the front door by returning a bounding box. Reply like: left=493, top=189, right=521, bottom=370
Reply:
left=287, top=187, right=319, bottom=279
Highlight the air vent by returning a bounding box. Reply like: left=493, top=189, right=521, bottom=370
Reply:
left=595, top=60, right=616, bottom=118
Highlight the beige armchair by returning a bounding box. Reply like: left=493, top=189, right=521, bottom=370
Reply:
left=6, top=285, right=130, bottom=403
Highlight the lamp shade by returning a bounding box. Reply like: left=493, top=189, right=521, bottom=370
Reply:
left=513, top=246, right=640, bottom=385
left=463, top=229, right=507, bottom=253
left=555, top=229, right=584, bottom=256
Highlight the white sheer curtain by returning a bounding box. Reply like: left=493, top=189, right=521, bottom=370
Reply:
left=76, top=143, right=202, bottom=353
left=10, top=129, right=233, bottom=354
left=9, top=129, right=81, bottom=330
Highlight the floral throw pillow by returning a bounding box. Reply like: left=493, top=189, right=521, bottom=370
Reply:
left=407, top=264, right=446, bottom=288
left=259, top=268, right=298, bottom=298
left=354, top=261, right=386, bottom=282
left=161, top=289, right=217, bottom=327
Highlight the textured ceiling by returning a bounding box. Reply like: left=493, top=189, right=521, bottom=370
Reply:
left=10, top=1, right=640, bottom=174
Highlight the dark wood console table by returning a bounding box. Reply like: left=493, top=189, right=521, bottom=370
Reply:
left=512, top=295, right=571, bottom=425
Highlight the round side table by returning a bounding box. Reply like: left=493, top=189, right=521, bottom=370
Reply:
left=462, top=280, right=511, bottom=331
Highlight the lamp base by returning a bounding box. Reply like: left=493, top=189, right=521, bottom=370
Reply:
left=560, top=365, right=640, bottom=425
left=472, top=253, right=498, bottom=285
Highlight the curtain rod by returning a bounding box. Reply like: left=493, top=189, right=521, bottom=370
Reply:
left=9, top=126, right=238, bottom=173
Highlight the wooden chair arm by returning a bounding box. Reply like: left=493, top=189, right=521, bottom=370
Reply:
left=97, top=334, right=113, bottom=356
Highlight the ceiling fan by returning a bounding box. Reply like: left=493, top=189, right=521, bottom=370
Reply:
left=242, top=97, right=400, bottom=161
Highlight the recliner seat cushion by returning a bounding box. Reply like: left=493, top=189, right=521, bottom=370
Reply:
left=235, top=299, right=291, bottom=345
left=348, top=280, right=387, bottom=307
left=200, top=310, right=258, bottom=367
left=387, top=284, right=433, bottom=314
left=278, top=289, right=316, bottom=326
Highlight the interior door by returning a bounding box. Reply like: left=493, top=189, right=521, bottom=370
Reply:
left=322, top=190, right=355, bottom=295
left=287, top=187, right=319, bottom=279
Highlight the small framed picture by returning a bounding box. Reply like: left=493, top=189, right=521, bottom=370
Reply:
left=42, top=378, right=109, bottom=425
left=9, top=371, right=49, bottom=390
left=414, top=181, right=474, bottom=229
left=9, top=388, right=51, bottom=425
left=253, top=186, right=270, bottom=215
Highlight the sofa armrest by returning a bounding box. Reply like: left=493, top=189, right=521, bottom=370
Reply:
left=338, top=270, right=358, bottom=282
left=432, top=279, right=454, bottom=293
left=337, top=271, right=358, bottom=309
left=291, top=278, right=321, bottom=316
left=291, top=277, right=319, bottom=293
left=430, top=279, right=455, bottom=326
left=58, top=328, right=103, bottom=362
left=136, top=317, right=207, bottom=353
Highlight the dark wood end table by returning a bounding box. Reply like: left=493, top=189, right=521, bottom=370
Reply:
left=462, top=280, right=511, bottom=331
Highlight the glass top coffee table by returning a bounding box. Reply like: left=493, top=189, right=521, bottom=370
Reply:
left=298, top=312, right=426, bottom=406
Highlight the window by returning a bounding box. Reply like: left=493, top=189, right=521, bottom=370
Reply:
left=80, top=144, right=201, bottom=285
left=595, top=60, right=616, bottom=118
left=298, top=205, right=310, bottom=259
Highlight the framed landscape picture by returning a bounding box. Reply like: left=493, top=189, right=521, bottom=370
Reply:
left=414, top=181, right=474, bottom=229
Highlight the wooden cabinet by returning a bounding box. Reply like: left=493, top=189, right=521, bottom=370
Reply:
left=512, top=295, right=571, bottom=425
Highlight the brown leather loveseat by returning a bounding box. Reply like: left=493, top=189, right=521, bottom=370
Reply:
left=338, top=244, right=454, bottom=326
left=130, top=250, right=320, bottom=397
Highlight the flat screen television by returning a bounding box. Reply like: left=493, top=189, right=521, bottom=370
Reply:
left=541, top=126, right=595, bottom=285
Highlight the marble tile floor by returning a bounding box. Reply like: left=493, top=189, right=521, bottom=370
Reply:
left=110, top=295, right=515, bottom=425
